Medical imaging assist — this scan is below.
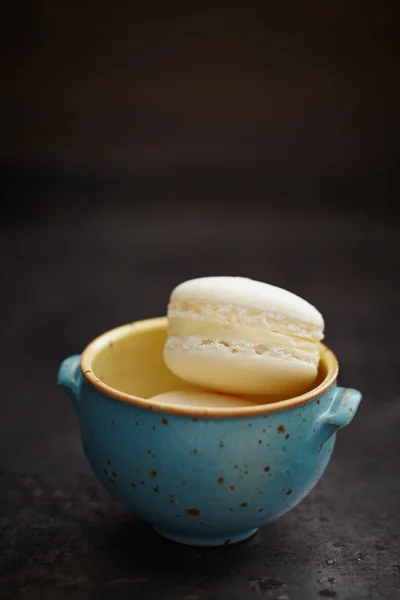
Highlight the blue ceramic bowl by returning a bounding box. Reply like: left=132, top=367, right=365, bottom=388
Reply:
left=58, top=317, right=361, bottom=546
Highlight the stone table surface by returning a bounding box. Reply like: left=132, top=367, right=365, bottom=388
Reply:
left=1, top=191, right=399, bottom=600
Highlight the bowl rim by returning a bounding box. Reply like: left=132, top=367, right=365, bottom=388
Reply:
left=80, top=317, right=338, bottom=418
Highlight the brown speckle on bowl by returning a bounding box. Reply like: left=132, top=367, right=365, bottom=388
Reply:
left=153, top=486, right=160, bottom=493
left=285, top=434, right=290, bottom=440
left=286, top=489, right=292, bottom=496
left=162, top=418, right=169, bottom=425
left=186, top=508, right=201, bottom=516
left=130, top=483, right=136, bottom=488
left=258, top=439, right=262, bottom=444
left=262, top=428, right=266, bottom=433
left=106, top=460, right=111, bottom=465
left=224, top=539, right=231, bottom=545
left=150, top=470, right=157, bottom=478
left=258, top=508, right=263, bottom=512
left=192, top=449, right=198, bottom=454
left=228, top=485, right=235, bottom=491
left=169, top=498, right=175, bottom=504
left=264, top=466, right=270, bottom=472
left=240, top=502, right=248, bottom=508
left=141, top=481, right=145, bottom=485
left=277, top=425, right=285, bottom=434
left=111, top=472, right=117, bottom=478
left=217, top=477, right=224, bottom=484
left=219, top=441, right=224, bottom=448
left=317, top=400, right=320, bottom=405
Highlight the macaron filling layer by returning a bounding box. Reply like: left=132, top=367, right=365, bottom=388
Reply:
left=167, top=298, right=323, bottom=342
left=165, top=335, right=319, bottom=367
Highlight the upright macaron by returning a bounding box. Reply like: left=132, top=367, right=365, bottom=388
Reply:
left=163, top=276, right=324, bottom=396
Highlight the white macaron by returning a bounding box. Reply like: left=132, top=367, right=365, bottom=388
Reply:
left=163, top=276, right=324, bottom=396
left=149, top=390, right=260, bottom=409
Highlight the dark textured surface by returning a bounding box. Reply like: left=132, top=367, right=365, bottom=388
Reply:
left=1, top=191, right=399, bottom=599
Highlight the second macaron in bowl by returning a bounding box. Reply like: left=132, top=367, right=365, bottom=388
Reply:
left=58, top=307, right=361, bottom=545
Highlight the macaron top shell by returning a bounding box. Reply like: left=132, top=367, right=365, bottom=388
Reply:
left=171, top=277, right=324, bottom=329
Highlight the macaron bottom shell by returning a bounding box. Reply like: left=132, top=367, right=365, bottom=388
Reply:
left=163, top=344, right=318, bottom=396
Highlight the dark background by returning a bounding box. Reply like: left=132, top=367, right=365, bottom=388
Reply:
left=1, top=2, right=399, bottom=599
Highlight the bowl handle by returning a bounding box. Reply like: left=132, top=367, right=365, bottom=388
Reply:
left=57, top=354, right=83, bottom=414
left=315, top=386, right=362, bottom=451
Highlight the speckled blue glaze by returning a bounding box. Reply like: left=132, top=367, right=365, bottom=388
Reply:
left=58, top=354, right=361, bottom=546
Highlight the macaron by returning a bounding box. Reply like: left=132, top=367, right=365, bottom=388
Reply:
left=149, top=390, right=260, bottom=409
left=163, top=276, right=324, bottom=396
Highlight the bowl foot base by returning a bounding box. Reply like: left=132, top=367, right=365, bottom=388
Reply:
left=154, top=527, right=258, bottom=547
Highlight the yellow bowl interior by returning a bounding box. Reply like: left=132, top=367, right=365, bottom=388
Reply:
left=80, top=317, right=336, bottom=416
